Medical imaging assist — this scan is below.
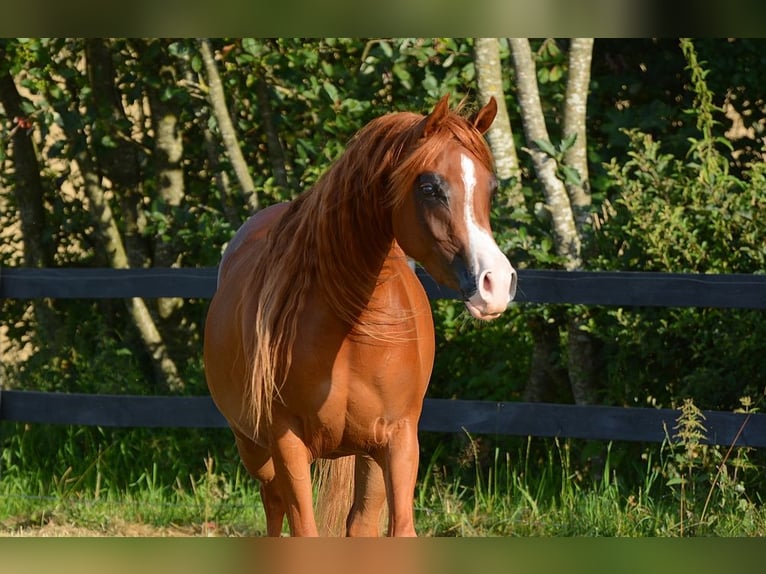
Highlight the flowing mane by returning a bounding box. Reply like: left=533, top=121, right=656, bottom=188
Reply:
left=233, top=103, right=495, bottom=435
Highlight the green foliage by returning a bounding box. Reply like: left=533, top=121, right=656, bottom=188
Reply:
left=584, top=40, right=766, bottom=410
left=534, top=39, right=566, bottom=86
left=534, top=133, right=583, bottom=187
left=593, top=305, right=766, bottom=410
left=597, top=127, right=764, bottom=274
left=428, top=301, right=531, bottom=401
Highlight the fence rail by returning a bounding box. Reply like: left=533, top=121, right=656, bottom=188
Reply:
left=3, top=266, right=766, bottom=308
left=2, top=267, right=766, bottom=447
left=1, top=389, right=764, bottom=447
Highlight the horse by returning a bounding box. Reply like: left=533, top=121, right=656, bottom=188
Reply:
left=203, top=94, right=517, bottom=537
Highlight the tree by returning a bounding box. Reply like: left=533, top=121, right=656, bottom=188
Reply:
left=473, top=38, right=523, bottom=208
left=0, top=41, right=60, bottom=348
left=198, top=38, right=259, bottom=214
left=54, top=40, right=185, bottom=392
left=500, top=38, right=597, bottom=404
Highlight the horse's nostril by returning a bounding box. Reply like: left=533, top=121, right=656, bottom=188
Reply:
left=482, top=271, right=493, bottom=295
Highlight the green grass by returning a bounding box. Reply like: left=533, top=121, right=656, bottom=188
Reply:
left=0, top=454, right=267, bottom=536
left=413, top=429, right=766, bottom=537
left=3, top=416, right=766, bottom=536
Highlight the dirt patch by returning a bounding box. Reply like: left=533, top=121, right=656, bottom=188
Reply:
left=1, top=516, right=227, bottom=537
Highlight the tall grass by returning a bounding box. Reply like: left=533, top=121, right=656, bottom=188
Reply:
left=414, top=430, right=766, bottom=537
left=0, top=423, right=267, bottom=535
left=2, top=399, right=766, bottom=536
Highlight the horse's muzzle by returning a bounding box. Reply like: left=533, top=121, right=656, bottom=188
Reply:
left=464, top=255, right=517, bottom=321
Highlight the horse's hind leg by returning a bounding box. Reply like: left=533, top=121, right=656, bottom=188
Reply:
left=234, top=431, right=286, bottom=536
left=346, top=454, right=387, bottom=537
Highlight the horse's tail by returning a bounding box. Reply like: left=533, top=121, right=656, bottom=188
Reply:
left=313, top=456, right=355, bottom=536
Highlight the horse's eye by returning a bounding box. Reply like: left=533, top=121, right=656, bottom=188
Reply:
left=417, top=180, right=446, bottom=202
left=416, top=173, right=448, bottom=204
left=419, top=182, right=438, bottom=197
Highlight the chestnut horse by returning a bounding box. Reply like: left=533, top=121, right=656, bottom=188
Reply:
left=204, top=95, right=517, bottom=536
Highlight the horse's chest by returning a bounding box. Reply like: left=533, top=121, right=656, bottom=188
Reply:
left=283, top=333, right=432, bottom=456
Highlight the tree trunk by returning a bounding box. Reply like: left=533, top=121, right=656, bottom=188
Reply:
left=138, top=38, right=186, bottom=319
left=562, top=39, right=598, bottom=405
left=567, top=313, right=597, bottom=404
left=562, top=38, right=594, bottom=235
left=150, top=98, right=185, bottom=318
left=79, top=150, right=185, bottom=393
left=85, top=39, right=148, bottom=269
left=255, top=73, right=292, bottom=195
left=523, top=315, right=569, bottom=403
left=198, top=38, right=259, bottom=213
left=0, top=72, right=52, bottom=268
left=174, top=47, right=241, bottom=227
left=508, top=38, right=581, bottom=270
left=473, top=38, right=523, bottom=208
left=53, top=66, right=185, bottom=393
left=510, top=38, right=599, bottom=405
left=0, top=63, right=59, bottom=345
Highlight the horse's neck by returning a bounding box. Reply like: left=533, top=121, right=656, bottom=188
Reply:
left=294, top=187, right=394, bottom=329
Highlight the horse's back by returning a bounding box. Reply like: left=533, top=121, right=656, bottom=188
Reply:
left=217, top=202, right=290, bottom=286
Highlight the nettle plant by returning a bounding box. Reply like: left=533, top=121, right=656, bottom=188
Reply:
left=660, top=397, right=759, bottom=536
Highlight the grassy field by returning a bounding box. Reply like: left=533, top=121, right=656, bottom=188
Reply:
left=3, top=407, right=766, bottom=537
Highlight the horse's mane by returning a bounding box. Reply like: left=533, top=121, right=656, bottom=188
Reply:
left=241, top=102, right=494, bottom=431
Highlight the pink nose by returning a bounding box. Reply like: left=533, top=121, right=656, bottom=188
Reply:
left=480, top=267, right=517, bottom=306
left=466, top=263, right=517, bottom=320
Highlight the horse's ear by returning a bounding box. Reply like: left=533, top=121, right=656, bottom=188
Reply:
left=470, top=96, right=497, bottom=134
left=423, top=94, right=451, bottom=136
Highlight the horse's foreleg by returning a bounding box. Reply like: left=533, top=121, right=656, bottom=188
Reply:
left=234, top=432, right=286, bottom=536
left=271, top=423, right=319, bottom=537
left=383, top=421, right=419, bottom=537
left=346, top=454, right=387, bottom=537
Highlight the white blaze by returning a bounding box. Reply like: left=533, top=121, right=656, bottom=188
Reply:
left=461, top=153, right=497, bottom=276
left=459, top=153, right=516, bottom=319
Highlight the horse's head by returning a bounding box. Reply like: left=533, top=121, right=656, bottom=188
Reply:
left=391, top=95, right=517, bottom=321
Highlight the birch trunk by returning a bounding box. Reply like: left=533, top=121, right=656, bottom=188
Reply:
left=473, top=38, right=523, bottom=208
left=510, top=38, right=597, bottom=404
left=563, top=38, right=594, bottom=234
left=198, top=38, right=259, bottom=213
left=508, top=38, right=581, bottom=270
left=562, top=38, right=597, bottom=405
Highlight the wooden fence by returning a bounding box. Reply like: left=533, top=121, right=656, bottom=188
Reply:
left=1, top=267, right=766, bottom=447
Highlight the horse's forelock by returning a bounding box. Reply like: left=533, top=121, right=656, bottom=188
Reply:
left=387, top=109, right=493, bottom=208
